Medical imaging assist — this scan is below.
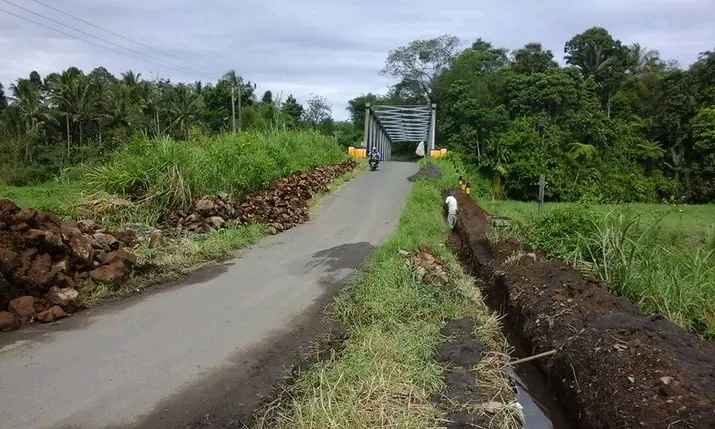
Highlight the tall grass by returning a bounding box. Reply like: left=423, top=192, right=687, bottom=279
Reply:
left=84, top=130, right=346, bottom=217
left=509, top=205, right=715, bottom=338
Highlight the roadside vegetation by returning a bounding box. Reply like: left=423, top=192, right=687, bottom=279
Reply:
left=256, top=158, right=520, bottom=429
left=1, top=128, right=357, bottom=306
left=1, top=130, right=345, bottom=224
left=484, top=200, right=715, bottom=338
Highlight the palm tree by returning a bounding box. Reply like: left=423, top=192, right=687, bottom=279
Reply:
left=10, top=78, right=56, bottom=162
left=48, top=70, right=96, bottom=160
left=626, top=44, right=660, bottom=76
left=120, top=70, right=142, bottom=87
left=135, top=81, right=162, bottom=135
left=104, top=84, right=138, bottom=130
left=167, top=84, right=203, bottom=140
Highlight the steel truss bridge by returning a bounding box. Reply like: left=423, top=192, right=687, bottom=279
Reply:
left=362, top=104, right=436, bottom=161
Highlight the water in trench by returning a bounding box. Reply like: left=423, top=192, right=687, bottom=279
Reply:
left=502, top=327, right=574, bottom=429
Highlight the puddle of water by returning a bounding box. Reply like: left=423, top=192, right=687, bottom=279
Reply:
left=503, top=328, right=574, bottom=429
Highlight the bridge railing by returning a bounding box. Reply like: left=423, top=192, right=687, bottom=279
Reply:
left=361, top=104, right=437, bottom=161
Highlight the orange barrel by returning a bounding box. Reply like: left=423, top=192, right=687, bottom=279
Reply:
left=441, top=148, right=447, bottom=156
left=430, top=149, right=440, bottom=157
left=348, top=146, right=355, bottom=156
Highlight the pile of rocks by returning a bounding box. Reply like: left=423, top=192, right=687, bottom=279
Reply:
left=0, top=198, right=138, bottom=330
left=404, top=243, right=451, bottom=287
left=167, top=160, right=357, bottom=235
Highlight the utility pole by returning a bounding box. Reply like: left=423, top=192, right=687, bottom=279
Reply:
left=237, top=85, right=242, bottom=132
left=231, top=85, right=236, bottom=133
left=230, top=78, right=256, bottom=133
left=538, top=174, right=546, bottom=213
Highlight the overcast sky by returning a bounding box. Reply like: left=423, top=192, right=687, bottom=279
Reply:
left=1, top=0, right=713, bottom=121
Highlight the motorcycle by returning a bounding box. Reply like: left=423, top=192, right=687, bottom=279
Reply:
left=369, top=156, right=379, bottom=171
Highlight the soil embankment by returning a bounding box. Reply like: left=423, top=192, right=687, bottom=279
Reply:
left=0, top=199, right=137, bottom=330
left=452, top=190, right=715, bottom=429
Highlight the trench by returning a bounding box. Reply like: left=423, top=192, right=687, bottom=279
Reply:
left=502, top=325, right=574, bottom=429
left=447, top=234, right=575, bottom=429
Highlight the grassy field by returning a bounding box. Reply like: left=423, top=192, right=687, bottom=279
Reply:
left=478, top=197, right=715, bottom=338
left=258, top=158, right=519, bottom=429
left=482, top=200, right=715, bottom=248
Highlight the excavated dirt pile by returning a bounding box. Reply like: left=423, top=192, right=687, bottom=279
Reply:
left=167, top=160, right=357, bottom=234
left=0, top=198, right=137, bottom=330
left=451, top=190, right=715, bottom=429
left=407, top=162, right=442, bottom=182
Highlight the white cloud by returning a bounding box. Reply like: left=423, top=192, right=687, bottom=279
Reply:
left=1, top=0, right=713, bottom=120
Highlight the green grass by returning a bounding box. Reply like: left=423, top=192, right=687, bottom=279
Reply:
left=0, top=181, right=82, bottom=216
left=482, top=200, right=715, bottom=249
left=481, top=199, right=715, bottom=338
left=1, top=130, right=347, bottom=227
left=259, top=158, right=518, bottom=429
left=84, top=130, right=346, bottom=221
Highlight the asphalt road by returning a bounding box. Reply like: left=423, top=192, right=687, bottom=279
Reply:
left=0, top=161, right=417, bottom=429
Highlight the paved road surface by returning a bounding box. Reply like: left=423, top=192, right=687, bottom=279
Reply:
left=0, top=162, right=417, bottom=429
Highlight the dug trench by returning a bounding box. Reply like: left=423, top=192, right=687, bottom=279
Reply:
left=450, top=189, right=715, bottom=429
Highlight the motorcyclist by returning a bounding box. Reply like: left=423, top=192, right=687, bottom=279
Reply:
left=369, top=146, right=381, bottom=161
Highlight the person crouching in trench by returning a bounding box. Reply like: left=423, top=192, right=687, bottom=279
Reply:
left=445, top=191, right=458, bottom=230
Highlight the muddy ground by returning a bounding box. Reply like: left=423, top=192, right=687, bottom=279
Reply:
left=433, top=318, right=493, bottom=429
left=451, top=190, right=715, bottom=429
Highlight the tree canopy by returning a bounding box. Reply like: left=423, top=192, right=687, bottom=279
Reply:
left=352, top=27, right=715, bottom=204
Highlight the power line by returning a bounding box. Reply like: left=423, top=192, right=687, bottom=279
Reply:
left=0, top=0, right=214, bottom=79
left=28, top=0, right=217, bottom=76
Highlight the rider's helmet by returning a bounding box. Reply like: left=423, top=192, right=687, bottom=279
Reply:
left=372, top=146, right=377, bottom=152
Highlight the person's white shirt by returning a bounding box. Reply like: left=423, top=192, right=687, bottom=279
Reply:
left=445, top=195, right=458, bottom=215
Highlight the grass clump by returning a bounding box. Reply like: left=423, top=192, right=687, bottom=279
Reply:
left=259, top=158, right=517, bottom=429
left=84, top=130, right=346, bottom=221
left=494, top=202, right=715, bottom=338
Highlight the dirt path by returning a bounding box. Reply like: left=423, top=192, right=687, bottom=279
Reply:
left=0, top=162, right=417, bottom=429
left=452, top=190, right=715, bottom=429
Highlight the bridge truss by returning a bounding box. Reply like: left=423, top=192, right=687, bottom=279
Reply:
left=363, top=104, right=436, bottom=161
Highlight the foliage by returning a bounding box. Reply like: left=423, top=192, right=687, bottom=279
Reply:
left=84, top=130, right=345, bottom=220
left=380, top=34, right=462, bottom=103
left=355, top=28, right=715, bottom=204
left=0, top=67, right=355, bottom=185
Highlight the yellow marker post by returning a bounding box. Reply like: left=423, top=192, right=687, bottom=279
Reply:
left=466, top=183, right=471, bottom=195
left=458, top=176, right=464, bottom=186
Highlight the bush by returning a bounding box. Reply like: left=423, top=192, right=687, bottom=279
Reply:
left=85, top=130, right=346, bottom=217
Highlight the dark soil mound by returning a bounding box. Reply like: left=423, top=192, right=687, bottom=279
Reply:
left=408, top=162, right=442, bottom=182
left=452, top=190, right=715, bottom=429
left=167, top=160, right=357, bottom=234
left=0, top=199, right=137, bottom=328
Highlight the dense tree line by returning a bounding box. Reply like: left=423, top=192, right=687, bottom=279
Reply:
left=0, top=68, right=352, bottom=185
left=348, top=28, right=715, bottom=204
